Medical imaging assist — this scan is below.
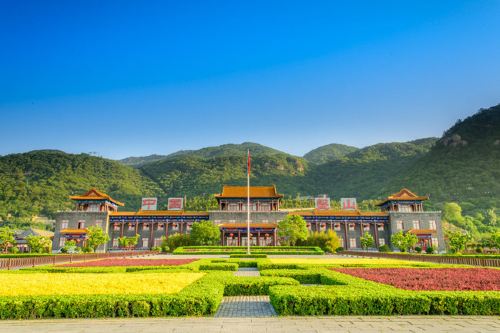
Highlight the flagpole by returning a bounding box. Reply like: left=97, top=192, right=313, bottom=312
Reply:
left=247, top=150, right=251, bottom=255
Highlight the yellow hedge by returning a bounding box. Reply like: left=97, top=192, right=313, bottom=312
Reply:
left=268, top=258, right=440, bottom=266
left=0, top=272, right=204, bottom=296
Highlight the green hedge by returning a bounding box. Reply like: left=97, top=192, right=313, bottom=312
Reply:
left=223, top=276, right=299, bottom=295
left=229, top=254, right=268, bottom=258
left=260, top=269, right=323, bottom=284
left=199, top=263, right=239, bottom=271
left=173, top=246, right=324, bottom=255
left=268, top=269, right=500, bottom=315
left=0, top=273, right=224, bottom=319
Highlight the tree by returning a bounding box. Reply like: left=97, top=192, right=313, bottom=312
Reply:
left=298, top=230, right=341, bottom=253
left=447, top=231, right=471, bottom=254
left=190, top=221, right=220, bottom=245
left=390, top=231, right=418, bottom=252
left=360, top=232, right=375, bottom=250
left=118, top=234, right=140, bottom=250
left=442, top=202, right=464, bottom=226
left=391, top=231, right=406, bottom=252
left=61, top=240, right=79, bottom=253
left=26, top=235, right=52, bottom=253
left=485, top=209, right=497, bottom=227
left=278, top=215, right=308, bottom=246
left=86, top=226, right=109, bottom=252
left=0, top=227, right=16, bottom=253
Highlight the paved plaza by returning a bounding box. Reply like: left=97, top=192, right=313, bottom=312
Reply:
left=1, top=316, right=498, bottom=333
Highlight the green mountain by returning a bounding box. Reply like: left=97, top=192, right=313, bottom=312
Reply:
left=120, top=154, right=167, bottom=167
left=139, top=142, right=308, bottom=196
left=301, top=138, right=438, bottom=199
left=303, top=143, right=359, bottom=164
left=384, top=105, right=500, bottom=213
left=0, top=150, right=162, bottom=220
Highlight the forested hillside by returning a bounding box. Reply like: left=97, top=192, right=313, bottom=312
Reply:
left=0, top=150, right=162, bottom=220
left=300, top=143, right=358, bottom=164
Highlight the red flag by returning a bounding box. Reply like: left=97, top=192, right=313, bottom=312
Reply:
left=247, top=150, right=251, bottom=176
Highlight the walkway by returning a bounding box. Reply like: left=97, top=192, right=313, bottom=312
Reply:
left=234, top=267, right=260, bottom=277
left=215, top=296, right=277, bottom=317
left=1, top=316, right=498, bottom=333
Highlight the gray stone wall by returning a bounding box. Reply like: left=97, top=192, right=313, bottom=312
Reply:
left=52, top=212, right=110, bottom=252
left=208, top=211, right=288, bottom=224
left=388, top=211, right=445, bottom=252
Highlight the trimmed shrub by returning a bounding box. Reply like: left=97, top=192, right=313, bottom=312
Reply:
left=260, top=269, right=322, bottom=284
left=198, top=263, right=238, bottom=271
left=223, top=276, right=299, bottom=295
left=378, top=244, right=391, bottom=252
left=229, top=254, right=267, bottom=258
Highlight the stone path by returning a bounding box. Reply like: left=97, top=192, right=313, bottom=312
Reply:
left=215, top=296, right=277, bottom=317
left=234, top=267, right=260, bottom=277
left=1, top=316, right=499, bottom=333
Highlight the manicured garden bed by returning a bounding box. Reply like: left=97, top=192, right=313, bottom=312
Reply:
left=60, top=258, right=197, bottom=267
left=334, top=268, right=500, bottom=291
left=2, top=257, right=499, bottom=318
left=173, top=246, right=324, bottom=255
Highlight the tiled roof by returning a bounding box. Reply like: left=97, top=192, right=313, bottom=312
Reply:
left=408, top=229, right=437, bottom=235
left=70, top=188, right=125, bottom=206
left=60, top=229, right=88, bottom=234
left=215, top=185, right=283, bottom=198
left=377, top=188, right=428, bottom=206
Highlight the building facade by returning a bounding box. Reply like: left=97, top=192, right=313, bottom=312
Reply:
left=52, top=186, right=446, bottom=252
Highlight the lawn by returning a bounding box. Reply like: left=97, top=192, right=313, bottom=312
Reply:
left=0, top=272, right=204, bottom=296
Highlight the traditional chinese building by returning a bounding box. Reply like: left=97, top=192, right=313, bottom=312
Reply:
left=52, top=186, right=445, bottom=252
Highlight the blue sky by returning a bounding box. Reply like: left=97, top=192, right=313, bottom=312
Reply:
left=1, top=0, right=499, bottom=159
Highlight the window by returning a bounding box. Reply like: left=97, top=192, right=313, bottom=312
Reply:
left=77, top=221, right=85, bottom=229
left=412, top=220, right=420, bottom=230
left=142, top=238, right=149, bottom=248
left=349, top=238, right=357, bottom=248
left=61, top=220, right=68, bottom=229
left=363, top=224, right=370, bottom=232
left=128, top=224, right=134, bottom=231
left=334, top=223, right=341, bottom=231
left=349, top=223, right=355, bottom=231
left=260, top=203, right=270, bottom=211
left=112, top=238, right=118, bottom=247
left=95, top=220, right=102, bottom=228
left=262, top=219, right=268, bottom=223
left=154, top=238, right=161, bottom=247
left=432, top=237, right=439, bottom=247
left=378, top=224, right=384, bottom=231
left=429, top=220, right=436, bottom=230
left=228, top=203, right=239, bottom=211
left=396, top=221, right=403, bottom=230
left=143, top=223, right=149, bottom=231
left=59, top=238, right=65, bottom=247
left=379, top=238, right=385, bottom=246
left=113, top=224, right=120, bottom=231
left=338, top=236, right=344, bottom=247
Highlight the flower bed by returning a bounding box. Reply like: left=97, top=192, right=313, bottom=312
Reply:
left=334, top=268, right=500, bottom=291
left=0, top=272, right=204, bottom=296
left=60, top=258, right=197, bottom=267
